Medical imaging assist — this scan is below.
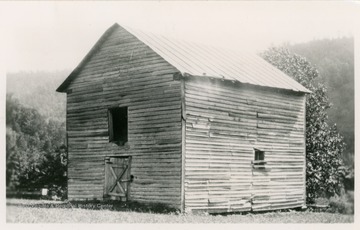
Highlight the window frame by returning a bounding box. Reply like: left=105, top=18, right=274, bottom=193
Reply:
left=252, top=148, right=266, bottom=169
left=108, top=106, right=128, bottom=145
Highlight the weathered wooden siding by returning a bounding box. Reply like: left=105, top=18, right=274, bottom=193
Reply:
left=65, top=26, right=182, bottom=207
left=183, top=77, right=306, bottom=213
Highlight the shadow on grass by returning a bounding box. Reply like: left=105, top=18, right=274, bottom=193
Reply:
left=7, top=198, right=307, bottom=216
left=209, top=207, right=306, bottom=217
left=6, top=199, right=179, bottom=214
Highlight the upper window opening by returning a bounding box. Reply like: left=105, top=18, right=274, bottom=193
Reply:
left=108, top=107, right=128, bottom=145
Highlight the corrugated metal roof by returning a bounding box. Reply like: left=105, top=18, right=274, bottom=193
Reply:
left=123, top=25, right=310, bottom=93
left=57, top=23, right=310, bottom=93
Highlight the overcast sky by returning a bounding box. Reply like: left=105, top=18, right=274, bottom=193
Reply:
left=1, top=1, right=358, bottom=73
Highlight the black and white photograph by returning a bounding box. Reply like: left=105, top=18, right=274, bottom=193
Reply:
left=2, top=1, right=358, bottom=225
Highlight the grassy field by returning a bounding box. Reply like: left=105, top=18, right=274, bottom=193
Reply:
left=6, top=198, right=354, bottom=223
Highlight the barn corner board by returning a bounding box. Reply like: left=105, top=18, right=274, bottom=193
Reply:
left=57, top=23, right=309, bottom=213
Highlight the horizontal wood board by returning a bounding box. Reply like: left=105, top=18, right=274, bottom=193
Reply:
left=183, top=77, right=306, bottom=212
left=66, top=26, right=182, bottom=207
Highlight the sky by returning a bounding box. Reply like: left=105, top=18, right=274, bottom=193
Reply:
left=0, top=1, right=359, bottom=73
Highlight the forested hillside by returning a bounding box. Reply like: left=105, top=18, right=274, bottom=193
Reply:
left=6, top=71, right=69, bottom=195
left=6, top=95, right=67, bottom=191
left=286, top=37, right=354, bottom=164
left=7, top=70, right=69, bottom=122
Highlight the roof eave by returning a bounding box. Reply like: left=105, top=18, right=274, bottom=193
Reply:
left=184, top=73, right=311, bottom=94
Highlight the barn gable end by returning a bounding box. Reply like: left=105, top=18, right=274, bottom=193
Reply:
left=63, top=24, right=183, bottom=206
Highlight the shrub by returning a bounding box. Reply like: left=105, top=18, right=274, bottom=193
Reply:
left=343, top=166, right=354, bottom=191
left=327, top=192, right=354, bottom=214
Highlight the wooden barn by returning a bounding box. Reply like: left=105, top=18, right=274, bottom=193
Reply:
left=57, top=23, right=310, bottom=213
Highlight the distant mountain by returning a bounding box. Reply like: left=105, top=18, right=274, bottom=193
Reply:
left=286, top=37, right=354, bottom=164
left=6, top=70, right=70, bottom=123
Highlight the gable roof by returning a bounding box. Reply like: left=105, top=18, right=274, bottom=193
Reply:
left=57, top=23, right=310, bottom=93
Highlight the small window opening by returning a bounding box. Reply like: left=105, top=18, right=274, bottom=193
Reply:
left=254, top=149, right=265, bottom=161
left=108, top=107, right=128, bottom=145
left=253, top=148, right=266, bottom=168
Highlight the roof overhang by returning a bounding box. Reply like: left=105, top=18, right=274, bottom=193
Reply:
left=174, top=72, right=311, bottom=95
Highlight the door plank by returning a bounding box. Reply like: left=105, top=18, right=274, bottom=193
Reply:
left=104, top=156, right=132, bottom=200
left=109, top=166, right=126, bottom=194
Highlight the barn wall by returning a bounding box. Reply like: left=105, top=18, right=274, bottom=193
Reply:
left=183, top=77, right=306, bottom=212
left=65, top=26, right=182, bottom=207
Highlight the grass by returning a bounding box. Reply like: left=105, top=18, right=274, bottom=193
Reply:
left=6, top=198, right=354, bottom=223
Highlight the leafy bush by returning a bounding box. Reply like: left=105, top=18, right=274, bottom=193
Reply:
left=343, top=165, right=354, bottom=191
left=327, top=192, right=354, bottom=214
left=261, top=48, right=346, bottom=203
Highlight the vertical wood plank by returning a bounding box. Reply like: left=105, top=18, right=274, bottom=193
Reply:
left=180, top=76, right=186, bottom=212
left=303, top=95, right=307, bottom=208
left=108, top=109, right=113, bottom=141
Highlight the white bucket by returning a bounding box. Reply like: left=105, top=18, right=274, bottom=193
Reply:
left=41, top=188, right=48, bottom=196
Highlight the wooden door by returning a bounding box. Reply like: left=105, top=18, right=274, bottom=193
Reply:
left=104, top=156, right=132, bottom=201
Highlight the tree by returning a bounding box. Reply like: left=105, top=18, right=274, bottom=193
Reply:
left=6, top=94, right=67, bottom=198
left=286, top=38, right=354, bottom=167
left=261, top=47, right=346, bottom=203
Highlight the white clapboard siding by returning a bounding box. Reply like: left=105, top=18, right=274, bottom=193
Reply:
left=184, top=77, right=306, bottom=213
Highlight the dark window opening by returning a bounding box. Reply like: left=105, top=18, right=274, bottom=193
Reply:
left=108, top=107, right=128, bottom=145
left=254, top=149, right=265, bottom=161
left=253, top=148, right=266, bottom=168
